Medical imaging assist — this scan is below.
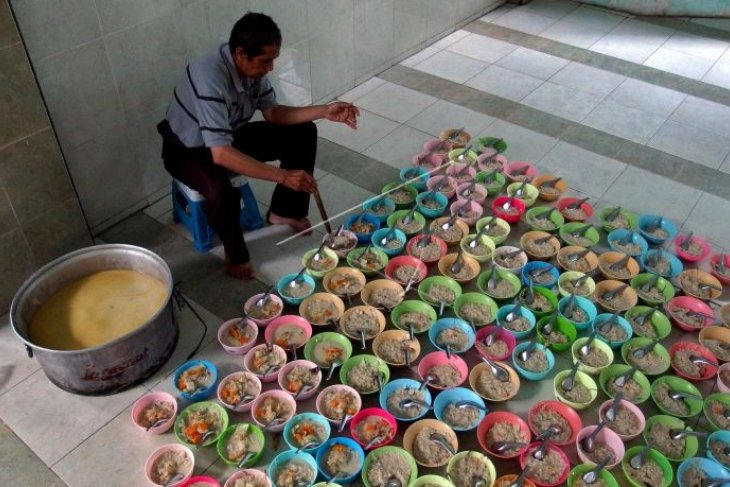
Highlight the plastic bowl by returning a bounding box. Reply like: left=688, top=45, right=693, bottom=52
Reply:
left=519, top=442, right=570, bottom=487
left=593, top=280, right=638, bottom=313
left=417, top=276, right=463, bottom=309
left=370, top=228, right=407, bottom=257
left=598, top=251, right=641, bottom=281
left=346, top=246, right=389, bottom=277
left=475, top=170, right=507, bottom=196
left=339, top=306, right=386, bottom=344
left=390, top=299, right=438, bottom=335
left=361, top=446, right=418, bottom=487
left=277, top=360, right=322, bottom=400
left=400, top=166, right=430, bottom=191
left=492, top=196, right=526, bottom=223
left=455, top=292, right=500, bottom=328
left=322, top=229, right=358, bottom=259
left=469, top=361, right=520, bottom=402
left=497, top=303, right=536, bottom=339
left=339, top=355, right=390, bottom=395
left=174, top=401, right=229, bottom=447
left=719, top=362, right=730, bottom=393
left=674, top=234, right=713, bottom=263
left=449, top=199, right=483, bottom=226
left=429, top=217, right=470, bottom=247
left=302, top=247, right=339, bottom=278
left=527, top=400, right=583, bottom=446
left=322, top=267, right=366, bottom=298
left=625, top=306, right=672, bottom=339
left=379, top=378, right=432, bottom=422
left=299, top=293, right=345, bottom=327
left=216, top=423, right=265, bottom=467
left=699, top=326, right=730, bottom=363
left=372, top=329, right=421, bottom=368
left=556, top=246, right=599, bottom=274
left=382, top=182, right=418, bottom=210
left=512, top=342, right=555, bottom=381
left=621, top=447, right=673, bottom=487
left=521, top=261, right=559, bottom=288
left=607, top=229, right=649, bottom=257
left=217, top=317, right=258, bottom=355
left=315, top=437, right=365, bottom=483
left=268, top=451, right=318, bottom=487
left=594, top=313, right=633, bottom=349
left=455, top=181, right=488, bottom=205
left=387, top=210, right=427, bottom=237
left=224, top=470, right=271, bottom=487
left=475, top=325, right=517, bottom=361
left=474, top=136, right=507, bottom=154
left=598, top=364, right=652, bottom=404
left=630, top=273, right=676, bottom=305
left=575, top=424, right=625, bottom=468
left=556, top=197, right=594, bottom=222
left=424, top=137, right=452, bottom=157
left=506, top=181, right=539, bottom=207
left=446, top=451, right=495, bottom=487
left=414, top=151, right=446, bottom=172
left=478, top=268, right=522, bottom=302
left=666, top=295, right=715, bottom=331
left=180, top=477, right=219, bottom=487
left=345, top=212, right=381, bottom=244
left=492, top=245, right=528, bottom=274
left=145, top=444, right=195, bottom=486
left=525, top=206, right=565, bottom=233
left=559, top=222, right=601, bottom=248
left=217, top=371, right=261, bottom=413
left=434, top=387, right=487, bottom=432
left=567, top=464, right=618, bottom=487
left=251, top=390, right=296, bottom=433
left=446, top=162, right=477, bottom=183
left=706, top=430, right=730, bottom=469
left=621, top=337, right=669, bottom=375
left=709, top=253, right=730, bottom=285
left=536, top=314, right=577, bottom=352
left=669, top=341, right=718, bottom=382
left=303, top=331, right=353, bottom=370
left=638, top=214, right=677, bottom=245
left=173, top=360, right=218, bottom=401
left=558, top=295, right=597, bottom=331
left=598, top=398, right=646, bottom=440
left=315, top=384, right=362, bottom=426
left=599, top=206, right=638, bottom=232
left=415, top=191, right=449, bottom=219
left=243, top=292, right=284, bottom=327
left=349, top=408, right=397, bottom=450
left=438, top=252, right=480, bottom=283
left=276, top=273, right=316, bottom=306
left=131, top=392, right=178, bottom=434
left=520, top=231, right=561, bottom=261
left=522, top=286, right=559, bottom=319
left=643, top=415, right=699, bottom=462
left=283, top=412, right=331, bottom=454
left=361, top=279, right=405, bottom=311
left=403, top=419, right=459, bottom=468
left=475, top=216, right=511, bottom=244
left=557, top=271, right=596, bottom=298
left=426, top=175, right=458, bottom=200
left=429, top=317, right=475, bottom=355
left=640, top=249, right=683, bottom=279
left=571, top=337, right=614, bottom=375
left=477, top=411, right=531, bottom=459
left=532, top=174, right=568, bottom=202
left=265, top=315, right=312, bottom=351
left=475, top=152, right=506, bottom=175
left=493, top=476, right=536, bottom=487
left=459, top=233, right=496, bottom=264
left=677, top=457, right=730, bottom=487
left=361, top=196, right=396, bottom=224
left=678, top=269, right=723, bottom=301
left=504, top=161, right=539, bottom=183
left=405, top=234, right=448, bottom=265
left=650, top=376, right=703, bottom=418
left=243, top=344, right=287, bottom=382
left=703, top=392, right=730, bottom=431
left=553, top=370, right=597, bottom=410
left=418, top=351, right=468, bottom=390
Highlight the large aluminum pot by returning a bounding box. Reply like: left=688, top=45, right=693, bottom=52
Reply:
left=10, top=244, right=177, bottom=395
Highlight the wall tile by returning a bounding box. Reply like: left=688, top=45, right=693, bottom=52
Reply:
left=10, top=0, right=100, bottom=60
left=95, top=0, right=176, bottom=35
left=0, top=0, right=19, bottom=48
left=309, top=15, right=354, bottom=102
left=34, top=39, right=122, bottom=150
left=273, top=39, right=311, bottom=89
left=307, top=0, right=353, bottom=34
left=0, top=129, right=75, bottom=224
left=22, top=197, right=90, bottom=266
left=0, top=185, right=18, bottom=234
left=427, top=0, right=458, bottom=39
left=0, top=44, right=47, bottom=148
left=354, top=0, right=394, bottom=76
left=181, top=0, right=253, bottom=61
left=393, top=0, right=429, bottom=54
left=0, top=229, right=34, bottom=314
left=249, top=0, right=308, bottom=46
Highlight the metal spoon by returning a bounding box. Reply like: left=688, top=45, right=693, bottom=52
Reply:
left=511, top=164, right=531, bottom=177
left=482, top=169, right=499, bottom=183
left=263, top=417, right=285, bottom=431
left=679, top=231, right=694, bottom=251
left=486, top=267, right=500, bottom=290
left=505, top=298, right=524, bottom=322
left=454, top=400, right=489, bottom=412
left=540, top=177, right=563, bottom=189
left=449, top=247, right=466, bottom=276
left=326, top=361, right=341, bottom=381
left=608, top=254, right=631, bottom=273
left=570, top=274, right=591, bottom=288
left=440, top=212, right=460, bottom=231
left=385, top=477, right=402, bottom=487
left=379, top=226, right=398, bottom=247
left=640, top=274, right=660, bottom=293
left=338, top=410, right=351, bottom=433
left=523, top=280, right=535, bottom=306
left=597, top=312, right=620, bottom=335
left=237, top=450, right=257, bottom=468
left=145, top=417, right=170, bottom=431
left=541, top=311, right=559, bottom=336
left=619, top=231, right=635, bottom=246
left=631, top=339, right=660, bottom=360
left=469, top=224, right=490, bottom=249
left=715, top=254, right=728, bottom=274
left=502, top=248, right=525, bottom=263
left=535, top=207, right=558, bottom=221
left=531, top=438, right=551, bottom=460
left=288, top=266, right=308, bottom=289
left=483, top=322, right=503, bottom=347
left=513, top=181, right=529, bottom=198
left=698, top=282, right=723, bottom=293
left=691, top=355, right=718, bottom=368
left=528, top=265, right=554, bottom=280
left=491, top=441, right=528, bottom=454
left=567, top=248, right=591, bottom=263
left=667, top=389, right=703, bottom=403
left=460, top=180, right=477, bottom=198
left=535, top=425, right=563, bottom=441
left=633, top=307, right=656, bottom=327
left=399, top=398, right=432, bottom=410
left=400, top=206, right=419, bottom=225
left=629, top=441, right=655, bottom=469
left=571, top=224, right=594, bottom=239
left=702, top=478, right=730, bottom=487
left=363, top=434, right=388, bottom=450
left=568, top=197, right=590, bottom=209
left=612, top=365, right=638, bottom=388
left=533, top=234, right=555, bottom=245
left=669, top=428, right=707, bottom=440
left=604, top=393, right=623, bottom=421
left=646, top=216, right=664, bottom=233
left=501, top=196, right=516, bottom=211
left=581, top=456, right=612, bottom=485
left=600, top=283, right=628, bottom=302
left=293, top=384, right=312, bottom=401
left=579, top=331, right=599, bottom=357
left=480, top=356, right=510, bottom=382
left=560, top=362, right=581, bottom=391
left=581, top=420, right=608, bottom=453
left=563, top=294, right=578, bottom=319
left=163, top=473, right=186, bottom=487
left=430, top=432, right=456, bottom=456
left=232, top=394, right=256, bottom=411
left=518, top=339, right=539, bottom=362
left=419, top=374, right=435, bottom=391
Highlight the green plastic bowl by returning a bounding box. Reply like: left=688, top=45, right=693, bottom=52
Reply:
left=598, top=364, right=651, bottom=404
left=477, top=269, right=522, bottom=302
left=524, top=206, right=565, bottom=233
left=643, top=415, right=699, bottom=462
left=454, top=292, right=499, bottom=327
left=703, top=392, right=730, bottom=431
left=387, top=210, right=427, bottom=236
left=216, top=423, right=265, bottom=467
left=459, top=233, right=496, bottom=263
left=475, top=216, right=511, bottom=245
left=506, top=182, right=539, bottom=207
left=600, top=206, right=639, bottom=233
left=630, top=273, right=676, bottom=305
left=417, top=276, right=463, bottom=308
left=557, top=271, right=596, bottom=298
left=474, top=136, right=508, bottom=154
left=381, top=182, right=418, bottom=210
left=571, top=337, right=614, bottom=375
left=650, top=376, right=703, bottom=418
left=446, top=451, right=496, bottom=487
left=559, top=222, right=601, bottom=248
left=624, top=306, right=672, bottom=339
left=553, top=369, right=597, bottom=410
left=536, top=314, right=577, bottom=352
left=361, top=446, right=418, bottom=487
left=621, top=447, right=673, bottom=487
left=410, top=475, right=455, bottom=487
left=390, top=299, right=438, bottom=334
left=621, top=337, right=671, bottom=376
left=568, top=463, right=618, bottom=487
left=302, top=247, right=339, bottom=278
left=346, top=246, right=389, bottom=277
left=339, top=354, right=390, bottom=395
left=174, top=401, right=229, bottom=448
left=520, top=286, right=558, bottom=318
left=303, top=332, right=353, bottom=369
left=475, top=171, right=506, bottom=196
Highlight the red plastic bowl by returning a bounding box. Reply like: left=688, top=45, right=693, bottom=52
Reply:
left=477, top=411, right=531, bottom=459
left=384, top=256, right=428, bottom=287
left=519, top=442, right=570, bottom=487
left=492, top=196, right=526, bottom=224
left=709, top=253, right=730, bottom=285
left=417, top=351, right=468, bottom=390
left=475, top=326, right=516, bottom=361
left=668, top=341, right=718, bottom=381
left=555, top=197, right=594, bottom=222
left=666, top=296, right=715, bottom=331
left=504, top=161, right=539, bottom=182
left=349, top=407, right=397, bottom=450
left=527, top=400, right=582, bottom=446
left=405, top=234, right=448, bottom=266
left=673, top=234, right=712, bottom=263
left=181, top=477, right=221, bottom=487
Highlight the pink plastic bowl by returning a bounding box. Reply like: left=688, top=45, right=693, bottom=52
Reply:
left=709, top=254, right=730, bottom=285
left=181, top=477, right=220, bottom=487
left=504, top=161, right=539, bottom=182
left=417, top=351, right=468, bottom=390
left=315, top=384, right=362, bottom=426
left=406, top=235, right=448, bottom=266
left=217, top=371, right=261, bottom=413
left=475, top=326, right=516, bottom=361
left=413, top=152, right=445, bottom=171
left=449, top=200, right=484, bottom=227
left=718, top=362, right=730, bottom=393
left=455, top=182, right=488, bottom=205
left=251, top=390, right=296, bottom=432
left=668, top=341, right=718, bottom=381
left=426, top=175, right=458, bottom=199
left=446, top=163, right=477, bottom=183
left=264, top=315, right=312, bottom=351
left=224, top=469, right=272, bottom=487
left=131, top=392, right=178, bottom=434
left=598, top=399, right=646, bottom=440
left=243, top=293, right=284, bottom=327
left=673, top=234, right=712, bottom=263
left=423, top=138, right=452, bottom=157
left=477, top=152, right=508, bottom=173
left=349, top=407, right=398, bottom=449
left=556, top=197, right=594, bottom=222
left=243, top=344, right=288, bottom=382
left=527, top=400, right=582, bottom=446
left=492, top=196, right=526, bottom=224
left=666, top=296, right=715, bottom=331
left=575, top=425, right=625, bottom=469
left=277, top=360, right=322, bottom=399
left=519, top=442, right=570, bottom=487
left=217, top=317, right=258, bottom=355
left=478, top=411, right=531, bottom=459
left=385, top=256, right=428, bottom=287
left=145, top=444, right=194, bottom=486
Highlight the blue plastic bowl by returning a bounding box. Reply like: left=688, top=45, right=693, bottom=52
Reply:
left=707, top=431, right=730, bottom=472
left=677, top=457, right=730, bottom=487
left=428, top=317, right=475, bottom=354
left=593, top=313, right=633, bottom=349
left=316, top=437, right=365, bottom=483
left=400, top=166, right=430, bottom=191
left=638, top=214, right=678, bottom=245
left=276, top=272, right=316, bottom=306
left=520, top=261, right=559, bottom=288
left=379, top=378, right=432, bottom=422
left=371, top=227, right=407, bottom=257
left=283, top=413, right=332, bottom=454
left=362, top=197, right=396, bottom=225
left=269, top=450, right=318, bottom=487
left=558, top=295, right=598, bottom=331
left=433, top=387, right=487, bottom=431
left=172, top=359, right=219, bottom=401
left=639, top=249, right=683, bottom=278
left=415, top=191, right=449, bottom=219
left=496, top=304, right=536, bottom=340
left=345, top=212, right=381, bottom=244
left=607, top=229, right=649, bottom=256
left=511, top=342, right=555, bottom=381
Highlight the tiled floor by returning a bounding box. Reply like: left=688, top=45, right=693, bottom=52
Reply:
left=3, top=0, right=730, bottom=485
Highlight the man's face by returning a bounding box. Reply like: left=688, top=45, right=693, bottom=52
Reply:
left=234, top=43, right=280, bottom=78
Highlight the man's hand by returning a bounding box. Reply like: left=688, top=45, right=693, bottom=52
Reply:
left=324, top=101, right=360, bottom=129
left=281, top=169, right=317, bottom=193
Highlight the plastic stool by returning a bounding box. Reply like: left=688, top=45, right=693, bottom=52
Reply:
left=171, top=176, right=264, bottom=252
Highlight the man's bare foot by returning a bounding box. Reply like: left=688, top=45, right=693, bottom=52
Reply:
left=268, top=212, right=313, bottom=235
left=226, top=261, right=255, bottom=280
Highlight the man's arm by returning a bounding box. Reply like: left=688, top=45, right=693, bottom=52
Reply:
left=262, top=102, right=359, bottom=129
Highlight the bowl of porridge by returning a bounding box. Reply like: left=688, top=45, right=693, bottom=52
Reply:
left=525, top=206, right=566, bottom=234
left=414, top=151, right=447, bottom=174
left=224, top=469, right=271, bottom=487
left=315, top=437, right=365, bottom=483
left=283, top=412, right=331, bottom=454
left=434, top=387, right=488, bottom=432
left=477, top=411, right=531, bottom=459
left=361, top=279, right=405, bottom=312
left=322, top=229, right=359, bottom=260
left=598, top=252, right=641, bottom=281
left=424, top=137, right=453, bottom=157
left=492, top=196, right=526, bottom=224
left=373, top=330, right=421, bottom=368
left=379, top=378, right=433, bottom=422
left=362, top=196, right=396, bottom=224
left=718, top=363, right=730, bottom=393
left=417, top=276, right=463, bottom=310
left=567, top=464, right=619, bottom=487
left=132, top=392, right=177, bottom=435
left=475, top=170, right=507, bottom=198
left=703, top=392, right=730, bottom=432
left=303, top=331, right=353, bottom=371
left=384, top=256, right=428, bottom=288
left=403, top=419, right=459, bottom=468
left=179, top=476, right=220, bottom=487
left=625, top=306, right=672, bottom=339
left=650, top=376, right=703, bottom=418
left=406, top=234, right=448, bottom=266
left=454, top=292, right=499, bottom=328
left=447, top=451, right=496, bottom=487
left=496, top=302, right=536, bottom=339
left=559, top=222, right=601, bottom=248
left=599, top=206, right=638, bottom=233
left=400, top=166, right=430, bottom=191
left=302, top=247, right=339, bottom=278
left=475, top=325, right=516, bottom=361
left=709, top=253, right=730, bottom=285
left=174, top=401, right=228, bottom=448
left=265, top=315, right=312, bottom=353
left=519, top=442, right=571, bottom=487
left=441, top=128, right=472, bottom=149
left=438, top=253, right=481, bottom=283
left=268, top=450, right=318, bottom=487
left=521, top=261, right=560, bottom=288
left=669, top=341, right=719, bottom=382
left=630, top=273, right=676, bottom=306
left=621, top=447, right=673, bottom=487
left=527, top=400, right=582, bottom=446
left=598, top=398, right=645, bottom=440
left=216, top=422, right=265, bottom=468
left=349, top=408, right=397, bottom=450
left=679, top=269, right=723, bottom=301
left=506, top=181, right=539, bottom=207
left=677, top=457, right=730, bottom=487
left=532, top=174, right=568, bottom=202
left=217, top=371, right=261, bottom=413
left=666, top=296, right=715, bottom=332
left=469, top=360, right=520, bottom=402
left=416, top=190, right=450, bottom=219
left=426, top=175, right=458, bottom=200
left=571, top=337, right=614, bottom=375
left=323, top=267, right=367, bottom=298
left=299, top=293, right=345, bottom=328
left=478, top=268, right=522, bottom=302
left=607, top=229, right=648, bottom=257
left=449, top=199, right=483, bottom=227
left=723, top=304, right=730, bottom=328
left=598, top=364, right=651, bottom=404
left=557, top=271, right=596, bottom=299
left=594, top=313, right=633, bottom=349
left=339, top=355, right=390, bottom=395
left=243, top=293, right=284, bottom=327
left=252, top=390, right=296, bottom=433
left=276, top=273, right=316, bottom=306
left=316, top=384, right=362, bottom=427
left=429, top=217, right=470, bottom=247
left=556, top=246, right=599, bottom=274
left=504, top=161, right=539, bottom=183
left=520, top=231, right=561, bottom=261
left=390, top=299, right=438, bottom=336
left=706, top=430, right=730, bottom=471
left=429, top=318, right=476, bottom=355
left=475, top=216, right=511, bottom=245
left=387, top=210, right=427, bottom=237
left=410, top=475, right=456, bottom=487
left=446, top=162, right=478, bottom=185
left=621, top=337, right=669, bottom=376
left=640, top=249, right=683, bottom=279
left=345, top=212, right=381, bottom=244
left=575, top=424, right=625, bottom=469
left=218, top=317, right=259, bottom=355
left=244, top=344, right=288, bottom=382
left=417, top=351, right=469, bottom=390
left=277, top=360, right=323, bottom=400
left=643, top=415, right=699, bottom=463
left=361, top=446, right=418, bottom=487
left=558, top=295, right=597, bottom=331
left=536, top=313, right=577, bottom=352
left=699, top=326, right=730, bottom=364
left=492, top=246, right=528, bottom=274
left=448, top=147, right=477, bottom=164
left=553, top=369, right=597, bottom=410
left=638, top=214, right=677, bottom=245
left=370, top=227, right=407, bottom=257
left=593, top=280, right=638, bottom=313
left=173, top=360, right=219, bottom=401
left=512, top=341, right=555, bottom=381
left=556, top=197, right=594, bottom=222
left=145, top=443, right=195, bottom=486
left=475, top=150, right=507, bottom=175
left=339, top=305, right=386, bottom=343
left=346, top=246, right=389, bottom=277
left=455, top=181, right=488, bottom=205
left=494, top=476, right=536, bottom=487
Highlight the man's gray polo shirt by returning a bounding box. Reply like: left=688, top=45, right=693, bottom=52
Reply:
left=165, top=43, right=278, bottom=148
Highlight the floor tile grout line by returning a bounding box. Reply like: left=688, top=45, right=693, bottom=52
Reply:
left=0, top=368, right=42, bottom=400
left=637, top=16, right=730, bottom=44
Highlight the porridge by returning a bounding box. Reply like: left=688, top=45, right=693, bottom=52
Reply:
left=516, top=348, right=549, bottom=372
left=150, top=450, right=192, bottom=485
left=272, top=323, right=307, bottom=348
left=647, top=422, right=685, bottom=459
left=219, top=375, right=259, bottom=408
left=413, top=426, right=457, bottom=466
left=302, top=299, right=338, bottom=325
left=225, top=322, right=255, bottom=347
left=248, top=299, right=282, bottom=320
left=138, top=400, right=174, bottom=429
left=436, top=327, right=470, bottom=352
left=478, top=338, right=509, bottom=359
left=283, top=365, right=319, bottom=394
left=605, top=405, right=642, bottom=436
left=430, top=220, right=465, bottom=244
left=531, top=409, right=571, bottom=444
left=607, top=377, right=644, bottom=402
left=523, top=447, right=567, bottom=485
left=275, top=460, right=316, bottom=487
left=702, top=339, right=730, bottom=362
left=475, top=367, right=514, bottom=400
left=577, top=345, right=610, bottom=368
left=561, top=383, right=592, bottom=404
left=248, top=346, right=286, bottom=376
left=368, top=287, right=402, bottom=310
left=426, top=284, right=456, bottom=305
left=672, top=349, right=705, bottom=379
left=396, top=217, right=424, bottom=234
left=397, top=311, right=432, bottom=333
left=320, top=389, right=359, bottom=421
left=180, top=405, right=223, bottom=445
left=410, top=241, right=442, bottom=262
left=354, top=416, right=393, bottom=446
left=596, top=321, right=628, bottom=343
left=653, top=382, right=689, bottom=416
left=448, top=453, right=492, bottom=487
left=710, top=440, right=730, bottom=468
left=671, top=306, right=710, bottom=329
left=626, top=457, right=664, bottom=487
left=393, top=265, right=421, bottom=285
left=459, top=302, right=493, bottom=326
left=429, top=364, right=462, bottom=388
left=224, top=426, right=262, bottom=463
left=229, top=472, right=268, bottom=487
left=387, top=387, right=427, bottom=419
left=281, top=281, right=313, bottom=299
left=323, top=443, right=361, bottom=476
left=486, top=421, right=526, bottom=455
left=342, top=308, right=380, bottom=339
left=365, top=451, right=412, bottom=487
left=311, top=341, right=346, bottom=367
left=254, top=396, right=293, bottom=426
left=707, top=400, right=730, bottom=429
left=377, top=338, right=417, bottom=365
left=326, top=272, right=363, bottom=296
left=346, top=361, right=381, bottom=393
left=289, top=420, right=327, bottom=449
left=626, top=346, right=666, bottom=375
left=177, top=364, right=213, bottom=394
left=443, top=402, right=481, bottom=429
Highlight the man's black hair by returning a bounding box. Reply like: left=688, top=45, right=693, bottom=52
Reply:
left=229, top=12, right=282, bottom=57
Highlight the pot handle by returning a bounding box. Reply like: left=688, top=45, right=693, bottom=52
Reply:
left=25, top=345, right=33, bottom=359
